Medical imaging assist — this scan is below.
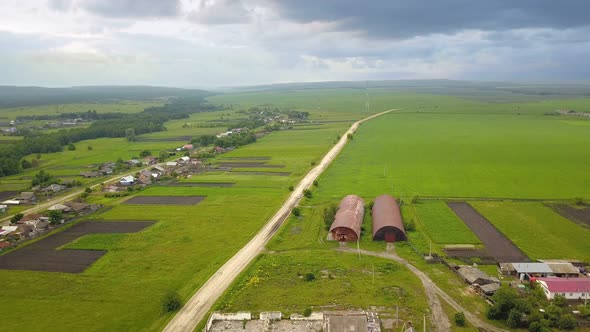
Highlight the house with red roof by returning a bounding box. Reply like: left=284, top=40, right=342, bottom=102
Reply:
left=536, top=277, right=590, bottom=300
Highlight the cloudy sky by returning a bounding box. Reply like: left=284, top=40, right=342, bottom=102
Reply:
left=0, top=0, right=589, bottom=87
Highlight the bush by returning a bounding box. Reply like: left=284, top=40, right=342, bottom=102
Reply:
left=310, top=161, right=316, bottom=166
left=67, top=143, right=76, bottom=150
left=304, top=273, right=316, bottom=282
left=84, top=187, right=92, bottom=193
left=292, top=207, right=301, bottom=217
left=161, top=291, right=182, bottom=313
left=404, top=219, right=416, bottom=232
left=87, top=145, right=93, bottom=150
left=454, top=312, right=466, bottom=327
left=303, top=189, right=312, bottom=199
left=10, top=213, right=24, bottom=224
left=347, top=133, right=353, bottom=140
left=313, top=180, right=318, bottom=187
left=288, top=185, right=294, bottom=192
left=80, top=192, right=89, bottom=199
left=303, top=307, right=312, bottom=317
left=559, top=314, right=577, bottom=330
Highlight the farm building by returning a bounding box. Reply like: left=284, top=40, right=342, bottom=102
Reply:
left=120, top=176, right=135, bottom=186
left=499, top=262, right=580, bottom=279
left=372, top=194, right=406, bottom=242
left=536, top=277, right=590, bottom=300
left=457, top=265, right=499, bottom=286
left=329, top=195, right=365, bottom=242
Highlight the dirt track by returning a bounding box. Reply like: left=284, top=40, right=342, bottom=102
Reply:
left=337, top=247, right=508, bottom=332
left=448, top=202, right=529, bottom=262
left=162, top=109, right=397, bottom=332
left=0, top=221, right=153, bottom=273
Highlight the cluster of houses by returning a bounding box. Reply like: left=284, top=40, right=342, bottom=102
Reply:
left=1, top=182, right=81, bottom=208
left=0, top=201, right=100, bottom=251
left=215, top=127, right=247, bottom=139
left=81, top=157, right=159, bottom=179
left=557, top=109, right=590, bottom=118
left=455, top=260, right=590, bottom=301
left=2, top=191, right=38, bottom=206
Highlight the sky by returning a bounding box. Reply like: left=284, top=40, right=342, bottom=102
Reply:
left=0, top=0, right=589, bottom=87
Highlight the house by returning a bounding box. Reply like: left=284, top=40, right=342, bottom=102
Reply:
left=41, top=184, right=66, bottom=194
left=142, top=156, right=158, bottom=165
left=182, top=144, right=194, bottom=150
left=48, top=204, right=70, bottom=212
left=214, top=146, right=224, bottom=153
left=0, top=204, right=7, bottom=213
left=0, top=226, right=17, bottom=237
left=64, top=202, right=93, bottom=214
left=126, top=159, right=141, bottom=167
left=457, top=266, right=500, bottom=286
left=120, top=175, right=135, bottom=186
left=500, top=262, right=554, bottom=279
left=14, top=224, right=33, bottom=238
left=536, top=277, right=590, bottom=300
left=2, top=200, right=20, bottom=205
left=19, top=213, right=43, bottom=223
left=80, top=171, right=100, bottom=178
left=15, top=192, right=37, bottom=204
left=178, top=156, right=190, bottom=164
left=138, top=170, right=153, bottom=184
left=166, top=161, right=178, bottom=168
left=152, top=165, right=165, bottom=173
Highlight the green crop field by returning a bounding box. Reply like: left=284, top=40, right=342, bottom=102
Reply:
left=0, top=101, right=163, bottom=120
left=414, top=201, right=480, bottom=245
left=471, top=201, right=590, bottom=261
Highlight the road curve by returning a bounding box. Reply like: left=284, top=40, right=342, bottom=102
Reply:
left=163, top=109, right=397, bottom=332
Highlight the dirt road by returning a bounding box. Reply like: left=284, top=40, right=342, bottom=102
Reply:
left=163, top=109, right=396, bottom=332
left=336, top=247, right=508, bottom=332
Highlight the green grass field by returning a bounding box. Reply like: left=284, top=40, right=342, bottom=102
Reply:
left=0, top=101, right=163, bottom=120
left=471, top=201, right=590, bottom=261
left=414, top=201, right=481, bottom=245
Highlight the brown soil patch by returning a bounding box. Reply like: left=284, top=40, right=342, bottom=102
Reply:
left=548, top=204, right=590, bottom=228
left=123, top=195, right=206, bottom=205
left=0, top=191, right=17, bottom=201
left=0, top=221, right=153, bottom=273
left=230, top=171, right=291, bottom=176
left=447, top=202, right=529, bottom=262
left=163, top=182, right=235, bottom=187
left=218, top=162, right=285, bottom=168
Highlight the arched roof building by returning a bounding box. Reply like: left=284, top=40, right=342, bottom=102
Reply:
left=372, top=194, right=406, bottom=242
left=329, top=195, right=365, bottom=242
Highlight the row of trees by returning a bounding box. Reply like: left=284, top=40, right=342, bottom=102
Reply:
left=191, top=131, right=257, bottom=149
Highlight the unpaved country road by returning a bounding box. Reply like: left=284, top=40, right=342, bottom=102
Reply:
left=163, top=109, right=397, bottom=332
left=336, top=247, right=508, bottom=332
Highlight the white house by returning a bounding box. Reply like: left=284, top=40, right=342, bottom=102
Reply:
left=536, top=277, right=590, bottom=300
left=120, top=175, right=135, bottom=186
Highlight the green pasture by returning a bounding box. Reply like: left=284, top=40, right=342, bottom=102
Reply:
left=0, top=101, right=163, bottom=120
left=471, top=201, right=590, bottom=261
left=413, top=201, right=480, bottom=245
left=214, top=250, right=430, bottom=327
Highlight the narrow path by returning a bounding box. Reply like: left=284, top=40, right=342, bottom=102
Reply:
left=336, top=247, right=508, bottom=332
left=163, top=109, right=397, bottom=332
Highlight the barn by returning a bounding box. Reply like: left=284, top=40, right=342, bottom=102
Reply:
left=372, top=194, right=406, bottom=242
left=329, top=195, right=365, bottom=242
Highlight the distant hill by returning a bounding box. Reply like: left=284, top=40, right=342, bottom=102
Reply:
left=0, top=86, right=212, bottom=108
left=220, top=79, right=590, bottom=102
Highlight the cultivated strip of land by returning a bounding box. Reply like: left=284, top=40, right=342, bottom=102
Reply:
left=447, top=202, right=529, bottom=262
left=163, top=109, right=397, bottom=332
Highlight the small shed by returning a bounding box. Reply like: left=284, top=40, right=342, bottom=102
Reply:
left=329, top=195, right=365, bottom=242
left=457, top=265, right=499, bottom=285
left=372, top=194, right=406, bottom=242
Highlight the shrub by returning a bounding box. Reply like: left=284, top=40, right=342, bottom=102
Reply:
left=347, top=133, right=353, bottom=140
left=404, top=218, right=416, bottom=232
left=313, top=180, right=318, bottom=187
left=454, top=312, right=466, bottom=327
left=304, top=273, right=316, bottom=282
left=67, top=143, right=76, bottom=151
left=161, top=291, right=182, bottom=313
left=310, top=161, right=316, bottom=166
left=80, top=192, right=89, bottom=199
left=87, top=145, right=93, bottom=150
left=303, top=307, right=312, bottom=317
left=303, top=189, right=312, bottom=199
left=292, top=207, right=301, bottom=217
left=559, top=314, right=577, bottom=330
left=10, top=213, right=24, bottom=224
left=288, top=185, right=294, bottom=192
left=84, top=187, right=92, bottom=193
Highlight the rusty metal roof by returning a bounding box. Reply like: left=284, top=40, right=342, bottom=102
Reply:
left=329, top=195, right=365, bottom=239
left=371, top=194, right=406, bottom=240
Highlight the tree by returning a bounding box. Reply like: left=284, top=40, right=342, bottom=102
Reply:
left=87, top=145, right=93, bottom=150
left=47, top=210, right=63, bottom=225
left=161, top=291, right=182, bottom=313
left=322, top=204, right=338, bottom=230
left=454, top=312, right=466, bottom=327
left=506, top=309, right=524, bottom=328
left=288, top=185, right=294, bottom=192
left=159, top=150, right=169, bottom=161
left=292, top=207, right=301, bottom=216
left=347, top=133, right=353, bottom=140
left=303, top=308, right=312, bottom=317
left=10, top=213, right=24, bottom=224
left=21, top=159, right=32, bottom=169
left=84, top=187, right=92, bottom=193
left=67, top=143, right=76, bottom=150
left=125, top=128, right=136, bottom=142
left=553, top=294, right=567, bottom=307
left=139, top=150, right=151, bottom=158
left=313, top=180, right=318, bottom=187
left=303, top=189, right=312, bottom=199
left=559, top=314, right=577, bottom=330
left=32, top=170, right=57, bottom=187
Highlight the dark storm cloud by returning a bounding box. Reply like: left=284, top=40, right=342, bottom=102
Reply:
left=49, top=0, right=180, bottom=18
left=271, top=0, right=590, bottom=38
